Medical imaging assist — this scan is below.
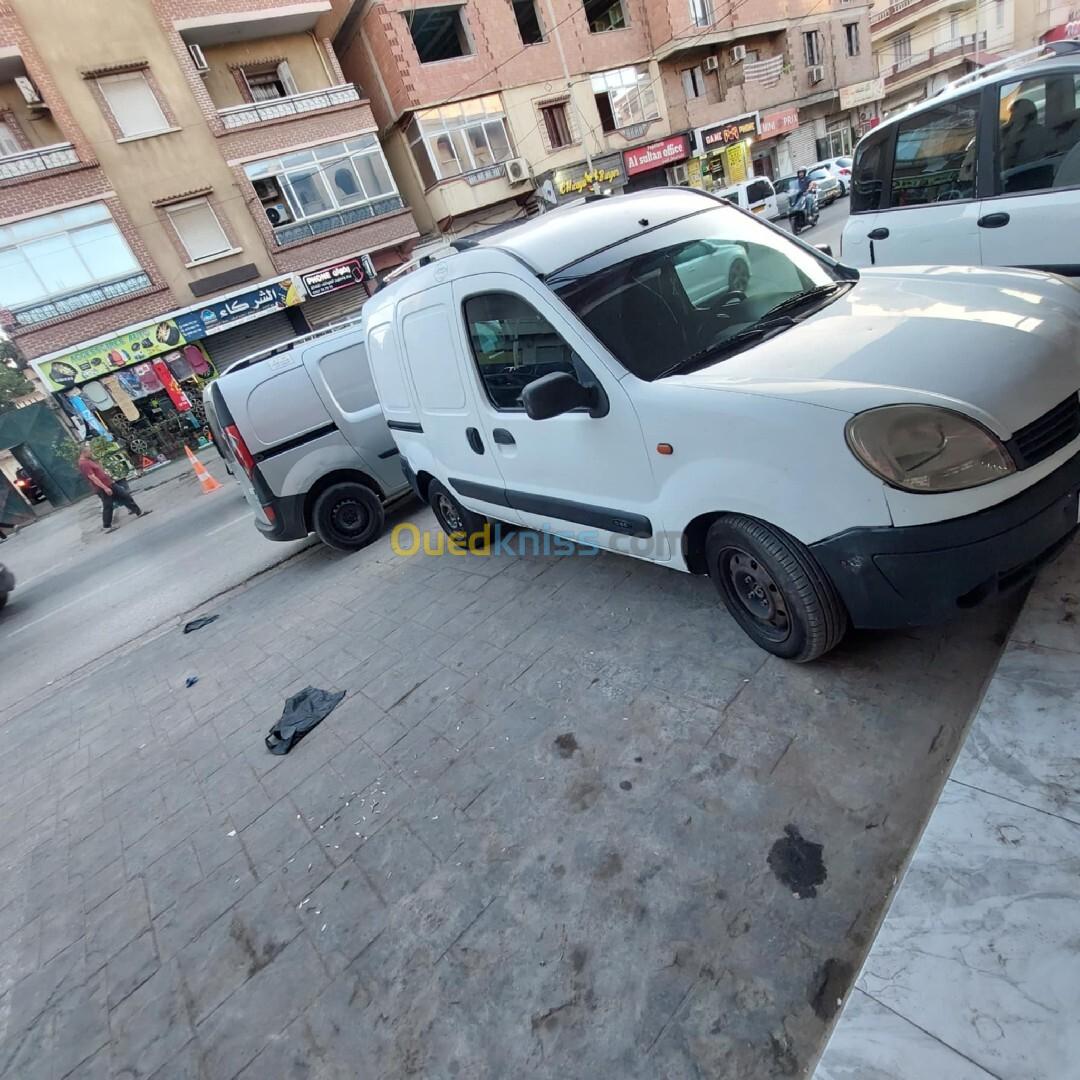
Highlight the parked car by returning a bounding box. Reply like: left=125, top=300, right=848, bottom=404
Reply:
left=841, top=41, right=1080, bottom=272
left=204, top=320, right=410, bottom=551
left=810, top=157, right=853, bottom=195
left=366, top=187, right=1080, bottom=662
left=0, top=562, right=13, bottom=610
left=775, top=168, right=841, bottom=211
left=672, top=238, right=751, bottom=304
left=714, top=175, right=782, bottom=219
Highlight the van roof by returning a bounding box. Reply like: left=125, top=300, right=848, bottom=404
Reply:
left=459, top=188, right=720, bottom=275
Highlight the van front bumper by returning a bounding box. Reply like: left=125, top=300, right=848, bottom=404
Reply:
left=811, top=451, right=1080, bottom=629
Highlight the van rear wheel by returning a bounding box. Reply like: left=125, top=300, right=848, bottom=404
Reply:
left=312, top=482, right=384, bottom=552
left=705, top=515, right=847, bottom=662
left=428, top=480, right=488, bottom=550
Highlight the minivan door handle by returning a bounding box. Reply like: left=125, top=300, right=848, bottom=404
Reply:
left=867, top=227, right=890, bottom=240
left=492, top=428, right=515, bottom=446
left=465, top=427, right=485, bottom=454
left=977, top=212, right=1010, bottom=229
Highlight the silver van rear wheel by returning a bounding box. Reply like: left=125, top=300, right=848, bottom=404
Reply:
left=312, top=482, right=384, bottom=552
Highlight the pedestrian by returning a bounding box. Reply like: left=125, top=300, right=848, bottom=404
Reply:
left=77, top=444, right=152, bottom=533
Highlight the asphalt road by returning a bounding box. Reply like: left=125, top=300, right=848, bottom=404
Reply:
left=780, top=190, right=850, bottom=256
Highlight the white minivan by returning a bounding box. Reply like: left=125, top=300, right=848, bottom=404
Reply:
left=366, top=188, right=1080, bottom=661
left=841, top=43, right=1080, bottom=273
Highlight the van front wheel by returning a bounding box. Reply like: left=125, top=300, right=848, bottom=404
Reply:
left=705, top=515, right=847, bottom=662
left=312, top=482, right=384, bottom=551
left=428, top=480, right=488, bottom=550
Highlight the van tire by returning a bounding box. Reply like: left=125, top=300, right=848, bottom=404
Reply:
left=428, top=480, right=488, bottom=550
left=312, top=482, right=384, bottom=552
left=705, top=515, right=847, bottom=662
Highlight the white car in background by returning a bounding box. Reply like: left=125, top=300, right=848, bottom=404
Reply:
left=810, top=157, right=853, bottom=195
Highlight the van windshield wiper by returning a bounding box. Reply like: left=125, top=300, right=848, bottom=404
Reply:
left=756, top=281, right=852, bottom=321
left=655, top=317, right=794, bottom=380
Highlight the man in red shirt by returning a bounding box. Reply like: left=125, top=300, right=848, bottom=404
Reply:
left=77, top=444, right=151, bottom=533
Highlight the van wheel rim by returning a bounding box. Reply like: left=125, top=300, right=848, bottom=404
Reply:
left=331, top=499, right=368, bottom=538
left=722, top=547, right=790, bottom=642
left=435, top=493, right=463, bottom=532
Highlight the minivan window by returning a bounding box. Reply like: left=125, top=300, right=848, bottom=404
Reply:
left=746, top=178, right=771, bottom=203
left=464, top=292, right=595, bottom=409
left=553, top=206, right=837, bottom=381
left=891, top=94, right=979, bottom=206
left=997, top=73, right=1080, bottom=194
left=850, top=138, right=884, bottom=212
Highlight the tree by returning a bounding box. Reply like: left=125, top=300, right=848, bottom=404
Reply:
left=0, top=365, right=33, bottom=412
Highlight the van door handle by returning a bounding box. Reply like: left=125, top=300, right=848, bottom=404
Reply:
left=867, top=227, right=889, bottom=240
left=977, top=212, right=1010, bottom=229
left=465, top=427, right=484, bottom=454
left=492, top=428, right=515, bottom=446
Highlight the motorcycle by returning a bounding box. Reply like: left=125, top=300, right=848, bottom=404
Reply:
left=14, top=469, right=46, bottom=504
left=789, top=185, right=820, bottom=235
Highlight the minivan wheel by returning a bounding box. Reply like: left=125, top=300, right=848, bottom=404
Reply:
left=428, top=480, right=487, bottom=549
left=705, top=515, right=847, bottom=662
left=312, top=482, right=384, bottom=552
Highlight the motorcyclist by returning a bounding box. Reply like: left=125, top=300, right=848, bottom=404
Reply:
left=791, top=167, right=817, bottom=221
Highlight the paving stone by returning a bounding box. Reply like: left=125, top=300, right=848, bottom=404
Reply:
left=106, top=928, right=159, bottom=1011
left=85, top=878, right=149, bottom=973
left=289, top=764, right=351, bottom=831
left=300, top=861, right=385, bottom=975
left=144, top=840, right=203, bottom=918
left=109, top=961, right=194, bottom=1080
left=359, top=654, right=442, bottom=712
left=351, top=820, right=438, bottom=908
left=201, top=756, right=259, bottom=813
left=226, top=782, right=273, bottom=832
left=274, top=838, right=336, bottom=908
left=0, top=915, right=40, bottom=998
left=239, top=799, right=312, bottom=881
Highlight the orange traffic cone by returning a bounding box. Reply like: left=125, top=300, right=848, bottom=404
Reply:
left=185, top=445, right=223, bottom=493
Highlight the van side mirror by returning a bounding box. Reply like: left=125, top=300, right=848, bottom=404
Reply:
left=815, top=243, right=833, bottom=257
left=522, top=372, right=605, bottom=420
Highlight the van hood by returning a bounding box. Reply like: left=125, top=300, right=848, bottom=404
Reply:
left=672, top=265, right=1080, bottom=437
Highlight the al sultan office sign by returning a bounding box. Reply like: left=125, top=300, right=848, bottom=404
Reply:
left=624, top=134, right=691, bottom=176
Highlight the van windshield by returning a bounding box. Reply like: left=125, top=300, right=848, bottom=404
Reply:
left=551, top=206, right=843, bottom=380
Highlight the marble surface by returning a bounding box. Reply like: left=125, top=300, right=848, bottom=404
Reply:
left=814, top=989, right=997, bottom=1080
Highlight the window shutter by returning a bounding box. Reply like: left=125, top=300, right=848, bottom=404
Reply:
left=168, top=201, right=230, bottom=262
left=98, top=72, right=167, bottom=137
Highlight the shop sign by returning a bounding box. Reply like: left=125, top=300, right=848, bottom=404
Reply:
left=624, top=134, right=691, bottom=176
left=465, top=164, right=507, bottom=186
left=545, top=153, right=626, bottom=202
left=34, top=320, right=188, bottom=392
left=839, top=78, right=885, bottom=111
left=686, top=156, right=704, bottom=189
left=174, top=277, right=302, bottom=341
left=758, top=107, right=799, bottom=138
left=700, top=113, right=758, bottom=150
left=301, top=260, right=365, bottom=299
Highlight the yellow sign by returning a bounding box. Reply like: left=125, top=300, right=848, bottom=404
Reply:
left=725, top=143, right=749, bottom=184
left=686, top=157, right=704, bottom=189
left=558, top=166, right=621, bottom=196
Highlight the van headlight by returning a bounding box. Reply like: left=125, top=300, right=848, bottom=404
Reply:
left=846, top=405, right=1015, bottom=492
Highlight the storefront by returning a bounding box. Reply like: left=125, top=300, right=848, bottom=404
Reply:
left=299, top=257, right=371, bottom=328
left=622, top=134, right=692, bottom=193
left=536, top=153, right=628, bottom=207
left=838, top=78, right=885, bottom=144
left=695, top=113, right=759, bottom=191
left=753, top=107, right=800, bottom=179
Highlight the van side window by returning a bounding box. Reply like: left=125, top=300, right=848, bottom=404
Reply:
left=891, top=94, right=979, bottom=206
left=997, top=73, right=1080, bottom=194
left=850, top=138, right=884, bottom=212
left=464, top=293, right=594, bottom=410
left=317, top=343, right=375, bottom=414
left=746, top=178, right=771, bottom=203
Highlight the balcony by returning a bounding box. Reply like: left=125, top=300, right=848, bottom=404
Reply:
left=883, top=34, right=985, bottom=88
left=7, top=272, right=153, bottom=327
left=0, top=142, right=80, bottom=182
left=271, top=194, right=406, bottom=246
left=217, top=84, right=361, bottom=130
left=871, top=0, right=964, bottom=35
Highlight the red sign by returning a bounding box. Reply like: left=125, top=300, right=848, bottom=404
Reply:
left=151, top=358, right=192, bottom=412
left=758, top=107, right=799, bottom=138
left=624, top=134, right=691, bottom=176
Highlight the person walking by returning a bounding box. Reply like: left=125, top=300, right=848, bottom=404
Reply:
left=77, top=445, right=151, bottom=533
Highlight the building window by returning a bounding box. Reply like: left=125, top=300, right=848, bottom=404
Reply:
left=994, top=0, right=1005, bottom=28
left=513, top=0, right=544, bottom=45
left=244, top=135, right=398, bottom=229
left=689, top=0, right=712, bottom=29
left=242, top=62, right=299, bottom=101
left=803, top=30, right=822, bottom=67
left=681, top=66, right=705, bottom=100
left=583, top=0, right=626, bottom=34
left=540, top=102, right=573, bottom=148
left=0, top=203, right=142, bottom=312
left=949, top=13, right=960, bottom=41
left=96, top=71, right=169, bottom=138
left=407, top=6, right=473, bottom=63
left=406, top=95, right=514, bottom=185
left=0, top=120, right=24, bottom=156
left=894, top=33, right=912, bottom=63
left=166, top=199, right=232, bottom=263
left=844, top=22, right=860, bottom=56
left=591, top=67, right=659, bottom=134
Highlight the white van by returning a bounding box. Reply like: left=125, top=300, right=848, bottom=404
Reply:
left=365, top=188, right=1080, bottom=661
left=841, top=43, right=1080, bottom=273
left=715, top=176, right=781, bottom=220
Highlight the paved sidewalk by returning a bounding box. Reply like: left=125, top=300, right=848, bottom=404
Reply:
left=815, top=538, right=1080, bottom=1080
left=0, top=508, right=1012, bottom=1079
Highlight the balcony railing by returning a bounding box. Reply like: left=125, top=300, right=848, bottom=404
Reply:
left=884, top=34, right=985, bottom=84
left=9, top=272, right=153, bottom=327
left=0, top=142, right=80, bottom=181
left=218, top=84, right=361, bottom=130
left=871, top=0, right=954, bottom=29
left=272, top=195, right=405, bottom=246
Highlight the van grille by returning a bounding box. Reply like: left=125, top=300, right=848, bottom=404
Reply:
left=1008, top=393, right=1080, bottom=469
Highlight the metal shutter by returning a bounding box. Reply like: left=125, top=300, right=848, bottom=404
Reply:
left=787, top=120, right=820, bottom=169
left=201, top=311, right=297, bottom=370
left=301, top=284, right=368, bottom=329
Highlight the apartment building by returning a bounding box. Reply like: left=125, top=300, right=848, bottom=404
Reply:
left=0, top=0, right=418, bottom=463
left=1015, top=2, right=1080, bottom=50
left=871, top=0, right=1015, bottom=116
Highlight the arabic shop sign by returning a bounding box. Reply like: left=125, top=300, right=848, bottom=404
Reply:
left=34, top=320, right=187, bottom=391
left=839, top=78, right=885, bottom=111
left=174, top=277, right=302, bottom=341
left=548, top=153, right=626, bottom=201
left=700, top=113, right=759, bottom=150
left=301, top=259, right=366, bottom=299
left=624, top=134, right=691, bottom=176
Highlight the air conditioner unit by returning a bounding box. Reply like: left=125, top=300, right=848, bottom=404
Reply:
left=264, top=203, right=293, bottom=226
left=668, top=162, right=690, bottom=185
left=505, top=157, right=531, bottom=184
left=188, top=43, right=209, bottom=73
left=809, top=64, right=825, bottom=84
left=703, top=55, right=720, bottom=73
left=731, top=45, right=747, bottom=63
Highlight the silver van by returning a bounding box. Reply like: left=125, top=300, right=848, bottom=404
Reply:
left=204, top=320, right=409, bottom=551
